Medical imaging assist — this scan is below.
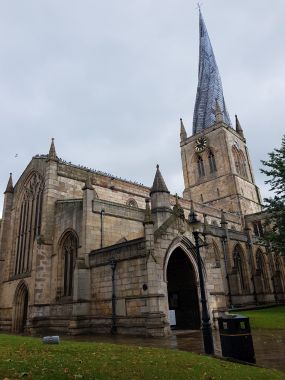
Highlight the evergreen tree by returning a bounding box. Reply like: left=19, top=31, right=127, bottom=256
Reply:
left=260, top=135, right=285, bottom=255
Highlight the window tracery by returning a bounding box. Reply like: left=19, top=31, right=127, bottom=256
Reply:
left=256, top=249, right=269, bottom=292
left=233, top=245, right=249, bottom=292
left=212, top=242, right=221, bottom=268
left=126, top=198, right=138, bottom=208
left=197, top=156, right=205, bottom=177
left=62, top=232, right=78, bottom=297
left=232, top=146, right=248, bottom=179
left=208, top=150, right=217, bottom=173
left=14, top=172, right=44, bottom=275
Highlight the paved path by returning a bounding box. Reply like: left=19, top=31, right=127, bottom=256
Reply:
left=68, top=329, right=285, bottom=372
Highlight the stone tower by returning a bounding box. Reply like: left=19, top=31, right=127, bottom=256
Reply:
left=181, top=10, right=262, bottom=216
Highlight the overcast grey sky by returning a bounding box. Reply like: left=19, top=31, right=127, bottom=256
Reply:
left=0, top=1, right=284, bottom=216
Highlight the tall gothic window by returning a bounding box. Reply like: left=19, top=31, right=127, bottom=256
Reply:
left=62, top=232, right=78, bottom=297
left=208, top=151, right=217, bottom=173
left=14, top=172, right=44, bottom=275
left=256, top=250, right=269, bottom=292
left=197, top=156, right=205, bottom=177
left=274, top=256, right=283, bottom=293
left=233, top=246, right=248, bottom=292
left=232, top=146, right=248, bottom=179
left=252, top=221, right=264, bottom=237
left=232, top=146, right=241, bottom=175
left=239, top=150, right=248, bottom=179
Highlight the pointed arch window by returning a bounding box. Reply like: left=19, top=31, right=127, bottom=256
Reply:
left=15, top=172, right=44, bottom=275
left=197, top=156, right=205, bottom=177
left=232, top=146, right=248, bottom=179
left=233, top=246, right=248, bottom=292
left=62, top=232, right=78, bottom=297
left=256, top=250, right=269, bottom=292
left=213, top=243, right=221, bottom=268
left=232, top=146, right=241, bottom=175
left=239, top=151, right=248, bottom=179
left=274, top=256, right=284, bottom=293
left=208, top=150, right=217, bottom=173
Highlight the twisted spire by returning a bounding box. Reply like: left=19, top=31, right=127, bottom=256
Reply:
left=193, top=10, right=232, bottom=134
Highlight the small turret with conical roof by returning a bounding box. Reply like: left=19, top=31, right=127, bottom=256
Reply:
left=150, top=165, right=171, bottom=229
left=4, top=173, right=14, bottom=194
left=235, top=115, right=244, bottom=138
left=150, top=165, right=170, bottom=196
left=180, top=118, right=187, bottom=141
left=48, top=138, right=58, bottom=161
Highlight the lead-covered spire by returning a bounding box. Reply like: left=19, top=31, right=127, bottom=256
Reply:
left=193, top=10, right=232, bottom=135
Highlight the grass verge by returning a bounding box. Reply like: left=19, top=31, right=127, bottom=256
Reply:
left=233, top=305, right=285, bottom=330
left=0, top=333, right=284, bottom=380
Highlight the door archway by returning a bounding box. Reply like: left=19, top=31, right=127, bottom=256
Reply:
left=167, top=247, right=200, bottom=329
left=12, top=282, right=29, bottom=333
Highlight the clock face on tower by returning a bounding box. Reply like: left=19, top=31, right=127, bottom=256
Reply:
left=195, top=136, right=208, bottom=152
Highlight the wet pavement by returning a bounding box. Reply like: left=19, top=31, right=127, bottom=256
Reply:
left=67, top=329, right=285, bottom=372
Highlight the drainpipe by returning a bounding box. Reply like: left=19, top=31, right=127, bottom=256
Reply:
left=100, top=209, right=105, bottom=249
left=110, top=258, right=117, bottom=334
left=221, top=235, right=232, bottom=308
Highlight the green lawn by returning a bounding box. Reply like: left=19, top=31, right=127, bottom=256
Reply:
left=233, top=306, right=285, bottom=330
left=0, top=333, right=284, bottom=380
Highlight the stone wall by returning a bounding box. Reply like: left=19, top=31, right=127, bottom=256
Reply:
left=181, top=122, right=262, bottom=215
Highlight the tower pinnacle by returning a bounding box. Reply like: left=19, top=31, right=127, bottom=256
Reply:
left=235, top=115, right=244, bottom=138
left=193, top=10, right=232, bottom=135
left=180, top=118, right=187, bottom=141
left=4, top=173, right=14, bottom=194
left=48, top=138, right=57, bottom=161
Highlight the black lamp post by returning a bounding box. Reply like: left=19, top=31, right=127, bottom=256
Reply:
left=189, top=207, right=214, bottom=355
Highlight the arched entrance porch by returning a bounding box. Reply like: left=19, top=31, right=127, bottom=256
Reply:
left=12, top=282, right=29, bottom=333
left=167, top=247, right=200, bottom=329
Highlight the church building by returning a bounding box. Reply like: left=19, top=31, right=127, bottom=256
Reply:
left=0, top=11, right=284, bottom=336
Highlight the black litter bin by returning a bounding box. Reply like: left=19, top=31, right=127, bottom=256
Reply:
left=218, top=314, right=255, bottom=363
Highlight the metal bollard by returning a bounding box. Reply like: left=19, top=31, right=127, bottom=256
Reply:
left=42, top=336, right=60, bottom=344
